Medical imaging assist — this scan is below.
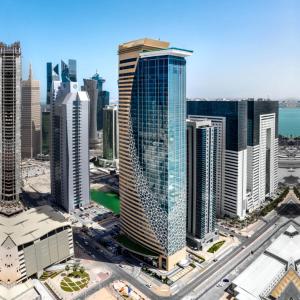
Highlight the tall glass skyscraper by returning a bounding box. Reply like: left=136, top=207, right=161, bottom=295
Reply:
left=118, top=39, right=192, bottom=270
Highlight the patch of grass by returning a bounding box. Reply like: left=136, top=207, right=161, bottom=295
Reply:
left=60, top=271, right=90, bottom=293
left=61, top=285, right=73, bottom=292
left=207, top=240, right=225, bottom=253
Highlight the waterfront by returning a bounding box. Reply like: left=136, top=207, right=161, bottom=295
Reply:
left=279, top=107, right=300, bottom=137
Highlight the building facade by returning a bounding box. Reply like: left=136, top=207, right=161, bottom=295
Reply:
left=46, top=62, right=59, bottom=105
left=21, top=65, right=41, bottom=159
left=247, top=100, right=279, bottom=211
left=90, top=72, right=110, bottom=131
left=103, top=104, right=119, bottom=160
left=119, top=38, right=192, bottom=270
left=0, top=206, right=74, bottom=285
left=82, top=78, right=100, bottom=149
left=187, top=100, right=248, bottom=218
left=0, top=42, right=23, bottom=215
left=50, top=80, right=90, bottom=212
left=186, top=119, right=218, bottom=249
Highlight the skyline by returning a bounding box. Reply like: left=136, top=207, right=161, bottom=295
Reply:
left=1, top=0, right=300, bottom=102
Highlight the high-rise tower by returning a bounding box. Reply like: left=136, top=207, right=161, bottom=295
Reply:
left=186, top=118, right=218, bottom=249
left=82, top=78, right=100, bottom=149
left=118, top=38, right=192, bottom=270
left=103, top=104, right=118, bottom=160
left=187, top=100, right=248, bottom=219
left=0, top=42, right=22, bottom=215
left=50, top=78, right=90, bottom=212
left=247, top=99, right=279, bottom=211
left=21, top=64, right=41, bottom=159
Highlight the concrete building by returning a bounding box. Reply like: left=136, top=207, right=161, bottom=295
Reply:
left=50, top=80, right=90, bottom=212
left=118, top=38, right=192, bottom=270
left=187, top=100, right=248, bottom=219
left=247, top=100, right=279, bottom=211
left=82, top=78, right=100, bottom=149
left=0, top=205, right=74, bottom=285
left=21, top=65, right=41, bottom=159
left=231, top=224, right=300, bottom=300
left=0, top=42, right=23, bottom=215
left=103, top=104, right=119, bottom=160
left=186, top=119, right=218, bottom=249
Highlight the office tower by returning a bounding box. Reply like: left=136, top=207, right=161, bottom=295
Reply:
left=91, top=72, right=110, bottom=131
left=21, top=64, right=41, bottom=159
left=0, top=42, right=22, bottom=215
left=186, top=119, right=218, bottom=249
left=46, top=62, right=59, bottom=105
left=41, top=109, right=50, bottom=154
left=247, top=99, right=279, bottom=211
left=61, top=59, right=77, bottom=82
left=187, top=100, right=248, bottom=219
left=50, top=79, right=90, bottom=212
left=118, top=38, right=192, bottom=270
left=103, top=104, right=119, bottom=160
left=82, top=78, right=100, bottom=149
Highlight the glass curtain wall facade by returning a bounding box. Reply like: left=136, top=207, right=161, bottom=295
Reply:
left=118, top=39, right=192, bottom=270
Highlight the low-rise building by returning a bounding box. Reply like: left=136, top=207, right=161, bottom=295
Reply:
left=0, top=205, right=74, bottom=285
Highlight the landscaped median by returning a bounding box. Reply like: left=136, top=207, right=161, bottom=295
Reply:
left=207, top=240, right=225, bottom=253
left=260, top=187, right=289, bottom=216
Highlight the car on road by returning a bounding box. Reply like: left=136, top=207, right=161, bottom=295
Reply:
left=146, top=283, right=152, bottom=288
left=119, top=264, right=125, bottom=268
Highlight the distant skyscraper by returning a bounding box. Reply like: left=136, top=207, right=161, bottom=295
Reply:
left=91, top=72, right=109, bottom=131
left=82, top=78, right=100, bottom=149
left=50, top=79, right=90, bottom=212
left=187, top=100, right=248, bottom=219
left=103, top=104, right=119, bottom=160
left=119, top=38, right=192, bottom=270
left=186, top=119, right=218, bottom=249
left=61, top=59, right=77, bottom=83
left=21, top=64, right=41, bottom=159
left=46, top=62, right=59, bottom=105
left=0, top=42, right=23, bottom=215
left=247, top=99, right=279, bottom=211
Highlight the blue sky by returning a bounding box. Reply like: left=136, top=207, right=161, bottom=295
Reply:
left=1, top=0, right=299, bottom=102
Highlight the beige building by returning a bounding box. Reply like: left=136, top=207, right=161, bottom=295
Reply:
left=0, top=205, right=74, bottom=285
left=21, top=64, right=41, bottom=159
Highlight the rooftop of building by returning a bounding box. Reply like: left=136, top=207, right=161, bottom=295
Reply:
left=0, top=205, right=70, bottom=247
left=118, top=38, right=169, bottom=53
left=232, top=224, right=300, bottom=300
left=139, top=47, right=193, bottom=58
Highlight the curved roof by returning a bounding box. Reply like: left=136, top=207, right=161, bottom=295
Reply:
left=0, top=205, right=70, bottom=246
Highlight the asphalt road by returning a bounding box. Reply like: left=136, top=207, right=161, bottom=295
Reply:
left=73, top=197, right=299, bottom=300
